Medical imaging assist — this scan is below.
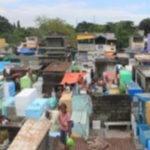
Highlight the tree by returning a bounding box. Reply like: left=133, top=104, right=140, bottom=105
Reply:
left=17, top=20, right=21, bottom=29
left=139, top=18, right=150, bottom=36
left=114, top=21, right=137, bottom=49
left=105, top=22, right=115, bottom=33
left=0, top=15, right=13, bottom=34
left=76, top=21, right=106, bottom=33
left=35, top=17, right=76, bottom=46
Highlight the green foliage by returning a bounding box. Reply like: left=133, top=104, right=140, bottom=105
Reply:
left=114, top=21, right=136, bottom=48
left=35, top=17, right=76, bottom=46
left=75, top=21, right=106, bottom=33
left=76, top=20, right=138, bottom=49
left=0, top=15, right=38, bottom=47
left=0, top=130, right=9, bottom=143
left=0, top=15, right=13, bottom=34
left=0, top=14, right=148, bottom=49
left=139, top=18, right=150, bottom=36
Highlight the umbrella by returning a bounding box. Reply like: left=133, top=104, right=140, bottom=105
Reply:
left=19, top=48, right=35, bottom=55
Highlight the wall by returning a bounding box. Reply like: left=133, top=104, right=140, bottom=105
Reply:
left=96, top=44, right=116, bottom=52
left=77, top=44, right=95, bottom=51
left=129, top=36, right=145, bottom=49
left=90, top=94, right=131, bottom=123
left=45, top=38, right=65, bottom=48
left=95, top=59, right=116, bottom=78
left=135, top=67, right=150, bottom=92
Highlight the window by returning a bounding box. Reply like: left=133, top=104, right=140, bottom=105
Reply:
left=133, top=37, right=143, bottom=43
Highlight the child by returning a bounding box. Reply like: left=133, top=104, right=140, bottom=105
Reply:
left=59, top=103, right=71, bottom=150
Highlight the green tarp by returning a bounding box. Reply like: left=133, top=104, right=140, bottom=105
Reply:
left=69, top=64, right=86, bottom=72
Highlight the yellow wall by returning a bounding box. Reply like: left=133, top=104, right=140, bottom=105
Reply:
left=77, top=34, right=95, bottom=40
left=0, top=38, right=6, bottom=48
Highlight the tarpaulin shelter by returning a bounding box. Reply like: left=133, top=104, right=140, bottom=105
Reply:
left=19, top=48, right=35, bottom=55
left=69, top=64, right=87, bottom=72
left=61, top=72, right=86, bottom=85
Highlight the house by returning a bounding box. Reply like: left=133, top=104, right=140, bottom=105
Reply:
left=77, top=33, right=117, bottom=53
left=129, top=36, right=145, bottom=50
left=129, top=30, right=145, bottom=50
left=95, top=33, right=117, bottom=53
left=76, top=33, right=117, bottom=67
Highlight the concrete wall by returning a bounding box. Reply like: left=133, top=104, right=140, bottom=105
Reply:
left=90, top=94, right=131, bottom=123
left=96, top=44, right=116, bottom=52
left=45, top=38, right=65, bottom=47
left=77, top=44, right=95, bottom=51
left=129, top=36, right=145, bottom=49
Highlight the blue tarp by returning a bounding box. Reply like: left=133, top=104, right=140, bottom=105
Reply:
left=0, top=61, right=21, bottom=74
left=0, top=61, right=11, bottom=73
left=19, top=48, right=35, bottom=55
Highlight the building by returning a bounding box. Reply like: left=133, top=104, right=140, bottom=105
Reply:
left=0, top=38, right=6, bottom=49
left=76, top=33, right=117, bottom=68
left=77, top=33, right=117, bottom=53
left=129, top=30, right=145, bottom=50
left=129, top=36, right=145, bottom=50
left=38, top=32, right=71, bottom=61
left=39, top=32, right=67, bottom=52
left=26, top=36, right=38, bottom=49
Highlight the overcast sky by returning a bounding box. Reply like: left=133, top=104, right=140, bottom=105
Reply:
left=0, top=0, right=149, bottom=27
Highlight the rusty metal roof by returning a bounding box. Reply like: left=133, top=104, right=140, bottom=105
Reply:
left=43, top=61, right=71, bottom=72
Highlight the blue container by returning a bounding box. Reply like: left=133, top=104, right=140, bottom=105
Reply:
left=126, top=82, right=143, bottom=102
left=148, top=139, right=150, bottom=150
left=49, top=97, right=57, bottom=108
left=25, top=98, right=49, bottom=119
left=9, top=81, right=16, bottom=97
left=2, top=97, right=14, bottom=116
left=139, top=124, right=150, bottom=148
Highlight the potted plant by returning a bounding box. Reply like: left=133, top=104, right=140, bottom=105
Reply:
left=0, top=130, right=9, bottom=150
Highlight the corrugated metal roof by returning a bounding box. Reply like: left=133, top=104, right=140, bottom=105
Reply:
left=77, top=33, right=116, bottom=41
left=95, top=33, right=116, bottom=40
left=43, top=61, right=71, bottom=72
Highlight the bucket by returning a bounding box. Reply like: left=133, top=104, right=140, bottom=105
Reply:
left=92, top=120, right=101, bottom=130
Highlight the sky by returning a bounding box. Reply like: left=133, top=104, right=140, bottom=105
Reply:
left=0, top=0, right=149, bottom=27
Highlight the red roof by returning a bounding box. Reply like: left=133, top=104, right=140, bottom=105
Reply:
left=61, top=72, right=86, bottom=84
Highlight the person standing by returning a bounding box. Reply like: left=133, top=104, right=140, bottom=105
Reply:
left=91, top=69, right=94, bottom=81
left=59, top=103, right=72, bottom=150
